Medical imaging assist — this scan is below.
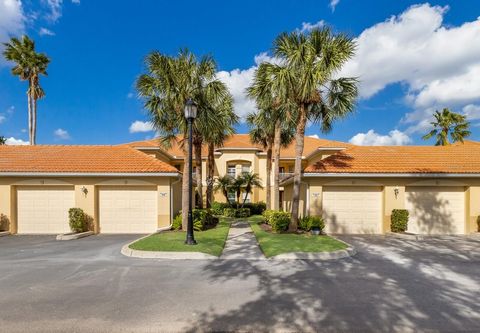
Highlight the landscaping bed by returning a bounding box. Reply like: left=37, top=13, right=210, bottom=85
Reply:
left=247, top=215, right=348, bottom=258
left=128, top=218, right=230, bottom=257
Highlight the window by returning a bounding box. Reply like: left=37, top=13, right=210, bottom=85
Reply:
left=279, top=167, right=285, bottom=174
left=242, top=164, right=250, bottom=174
left=227, top=191, right=236, bottom=203
left=243, top=192, right=251, bottom=203
left=227, top=165, right=236, bottom=177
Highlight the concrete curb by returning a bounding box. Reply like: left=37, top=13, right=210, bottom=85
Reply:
left=120, top=234, right=218, bottom=260
left=56, top=231, right=94, bottom=241
left=0, top=231, right=10, bottom=237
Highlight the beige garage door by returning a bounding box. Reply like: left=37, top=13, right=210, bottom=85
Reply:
left=17, top=186, right=75, bottom=234
left=322, top=186, right=382, bottom=234
left=99, top=186, right=158, bottom=233
left=405, top=186, right=465, bottom=235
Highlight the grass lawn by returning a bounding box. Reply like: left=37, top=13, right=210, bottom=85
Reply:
left=247, top=215, right=348, bottom=258
left=128, top=218, right=231, bottom=257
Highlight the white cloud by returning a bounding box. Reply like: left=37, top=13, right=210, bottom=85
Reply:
left=54, top=128, right=70, bottom=140
left=39, top=27, right=55, bottom=36
left=329, top=0, right=340, bottom=12
left=298, top=20, right=325, bottom=33
left=71, top=0, right=80, bottom=4
left=308, top=134, right=320, bottom=139
left=6, top=105, right=14, bottom=114
left=127, top=92, right=134, bottom=99
left=129, top=120, right=154, bottom=133
left=463, top=104, right=480, bottom=121
left=349, top=129, right=411, bottom=146
left=0, top=115, right=6, bottom=123
left=45, top=0, right=63, bottom=22
left=0, top=0, right=26, bottom=66
left=5, top=136, right=28, bottom=145
left=217, top=67, right=257, bottom=120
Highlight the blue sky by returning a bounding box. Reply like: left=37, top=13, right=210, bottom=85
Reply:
left=1, top=0, right=479, bottom=145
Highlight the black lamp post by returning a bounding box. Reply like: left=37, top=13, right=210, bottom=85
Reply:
left=184, top=98, right=197, bottom=245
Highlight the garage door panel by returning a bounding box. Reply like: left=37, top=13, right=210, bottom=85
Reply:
left=99, top=186, right=158, bottom=234
left=17, top=186, right=75, bottom=234
left=323, top=186, right=382, bottom=234
left=405, top=186, right=465, bottom=235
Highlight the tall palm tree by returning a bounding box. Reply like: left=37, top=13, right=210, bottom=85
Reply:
left=214, top=175, right=234, bottom=207
left=136, top=49, right=231, bottom=229
left=240, top=172, right=263, bottom=208
left=0, top=136, right=5, bottom=145
left=3, top=35, right=49, bottom=145
left=422, top=108, right=471, bottom=146
left=247, top=110, right=294, bottom=209
left=249, top=27, right=358, bottom=230
left=203, top=97, right=237, bottom=209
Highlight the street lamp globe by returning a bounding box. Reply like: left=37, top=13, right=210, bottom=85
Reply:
left=184, top=98, right=197, bottom=120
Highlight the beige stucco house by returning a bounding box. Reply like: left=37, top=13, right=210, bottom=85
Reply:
left=1, top=135, right=480, bottom=235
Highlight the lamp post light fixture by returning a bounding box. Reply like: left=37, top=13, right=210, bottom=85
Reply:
left=184, top=98, right=197, bottom=245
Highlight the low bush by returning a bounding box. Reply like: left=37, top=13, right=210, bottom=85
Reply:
left=223, top=208, right=237, bottom=218
left=68, top=208, right=89, bottom=233
left=299, top=216, right=325, bottom=232
left=172, top=214, right=182, bottom=230
left=0, top=213, right=9, bottom=231
left=173, top=209, right=219, bottom=231
left=391, top=209, right=409, bottom=233
left=263, top=210, right=291, bottom=233
left=236, top=208, right=251, bottom=218
left=243, top=202, right=266, bottom=215
left=211, top=202, right=230, bottom=216
left=477, top=216, right=480, bottom=232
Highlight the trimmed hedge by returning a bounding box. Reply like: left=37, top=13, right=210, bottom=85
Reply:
left=171, top=209, right=219, bottom=231
left=299, top=216, right=325, bottom=232
left=236, top=208, right=251, bottom=218
left=211, top=202, right=230, bottom=216
left=391, top=209, right=409, bottom=233
left=0, top=213, right=9, bottom=231
left=242, top=202, right=266, bottom=215
left=68, top=208, right=89, bottom=233
left=223, top=208, right=237, bottom=218
left=263, top=210, right=291, bottom=233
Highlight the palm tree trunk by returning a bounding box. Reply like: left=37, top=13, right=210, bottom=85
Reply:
left=206, top=142, right=215, bottom=208
left=290, top=105, right=307, bottom=231
left=273, top=119, right=281, bottom=210
left=27, top=83, right=33, bottom=145
left=32, top=97, right=37, bottom=145
left=194, top=138, right=203, bottom=209
left=181, top=145, right=190, bottom=230
left=265, top=143, right=272, bottom=210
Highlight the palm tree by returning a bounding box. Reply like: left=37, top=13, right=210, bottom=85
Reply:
left=203, top=98, right=237, bottom=209
left=136, top=49, right=231, bottom=229
left=0, top=136, right=5, bottom=145
left=214, top=175, right=234, bottom=207
left=230, top=176, right=245, bottom=209
left=248, top=27, right=358, bottom=230
left=3, top=36, right=50, bottom=145
left=422, top=108, right=471, bottom=146
left=239, top=172, right=263, bottom=208
left=247, top=110, right=294, bottom=209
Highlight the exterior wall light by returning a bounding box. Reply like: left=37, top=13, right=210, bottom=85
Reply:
left=81, top=186, right=88, bottom=197
left=394, top=186, right=399, bottom=199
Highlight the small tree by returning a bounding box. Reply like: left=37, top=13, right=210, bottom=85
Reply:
left=240, top=172, right=263, bottom=208
left=214, top=175, right=234, bottom=207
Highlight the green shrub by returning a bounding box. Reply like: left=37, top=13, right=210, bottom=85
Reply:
left=477, top=216, right=480, bottom=232
left=263, top=210, right=291, bottom=233
left=211, top=202, right=229, bottom=216
left=68, top=208, right=88, bottom=233
left=0, top=214, right=9, bottom=231
left=243, top=202, right=266, bottom=215
left=391, top=209, right=409, bottom=233
left=223, top=208, right=237, bottom=217
left=236, top=208, right=251, bottom=218
left=299, top=216, right=325, bottom=232
left=172, top=214, right=182, bottom=230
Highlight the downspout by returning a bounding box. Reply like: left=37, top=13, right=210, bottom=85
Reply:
left=157, top=175, right=182, bottom=232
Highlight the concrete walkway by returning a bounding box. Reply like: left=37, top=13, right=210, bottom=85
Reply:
left=220, top=220, right=265, bottom=260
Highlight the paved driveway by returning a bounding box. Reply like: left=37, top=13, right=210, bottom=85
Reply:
left=0, top=234, right=479, bottom=332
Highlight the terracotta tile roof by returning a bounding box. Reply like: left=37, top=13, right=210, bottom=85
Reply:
left=122, top=134, right=351, bottom=159
left=0, top=145, right=178, bottom=174
left=304, top=141, right=480, bottom=174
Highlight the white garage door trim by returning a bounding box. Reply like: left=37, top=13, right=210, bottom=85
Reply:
left=17, top=186, right=75, bottom=234
left=405, top=186, right=465, bottom=235
left=322, top=186, right=383, bottom=234
left=99, top=186, right=158, bottom=234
